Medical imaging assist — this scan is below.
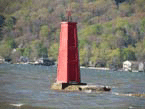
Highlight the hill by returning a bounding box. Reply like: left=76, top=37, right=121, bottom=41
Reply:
left=0, top=0, right=145, bottom=68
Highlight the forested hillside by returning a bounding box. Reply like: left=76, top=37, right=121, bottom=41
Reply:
left=0, top=0, right=145, bottom=68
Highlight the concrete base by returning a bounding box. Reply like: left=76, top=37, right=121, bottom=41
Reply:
left=51, top=83, right=111, bottom=92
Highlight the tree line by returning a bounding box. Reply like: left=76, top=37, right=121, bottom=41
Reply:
left=0, top=0, right=145, bottom=68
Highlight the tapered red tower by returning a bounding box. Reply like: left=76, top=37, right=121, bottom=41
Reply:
left=56, top=22, right=81, bottom=84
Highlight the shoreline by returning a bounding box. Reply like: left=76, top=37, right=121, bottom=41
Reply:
left=80, top=66, right=110, bottom=70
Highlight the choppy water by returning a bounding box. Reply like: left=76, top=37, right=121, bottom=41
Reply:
left=0, top=64, right=145, bottom=109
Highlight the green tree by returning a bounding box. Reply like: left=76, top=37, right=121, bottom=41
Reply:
left=40, top=25, right=49, bottom=38
left=4, top=17, right=14, bottom=31
left=48, top=43, right=59, bottom=61
left=0, top=43, right=11, bottom=58
left=79, top=48, right=87, bottom=66
left=135, top=39, right=145, bottom=61
left=122, top=46, right=136, bottom=61
left=5, top=37, right=17, bottom=49
left=30, top=40, right=48, bottom=60
left=140, top=18, right=145, bottom=33
left=108, top=48, right=121, bottom=67
left=23, top=46, right=31, bottom=57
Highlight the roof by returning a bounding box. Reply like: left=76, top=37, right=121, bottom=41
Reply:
left=123, top=60, right=144, bottom=65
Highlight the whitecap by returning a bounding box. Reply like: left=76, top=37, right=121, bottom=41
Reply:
left=10, top=103, right=24, bottom=107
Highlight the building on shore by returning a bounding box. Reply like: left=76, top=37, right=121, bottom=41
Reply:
left=123, top=60, right=144, bottom=72
left=35, top=58, right=55, bottom=66
left=0, top=56, right=4, bottom=64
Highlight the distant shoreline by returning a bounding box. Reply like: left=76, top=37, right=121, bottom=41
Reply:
left=1, top=63, right=110, bottom=70
left=80, top=66, right=110, bottom=70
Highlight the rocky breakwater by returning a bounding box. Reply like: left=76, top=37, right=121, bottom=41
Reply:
left=51, top=83, right=111, bottom=92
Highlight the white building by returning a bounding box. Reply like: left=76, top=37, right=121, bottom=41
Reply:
left=139, top=62, right=144, bottom=72
left=123, top=60, right=144, bottom=72
left=123, top=60, right=132, bottom=71
left=0, top=56, right=4, bottom=64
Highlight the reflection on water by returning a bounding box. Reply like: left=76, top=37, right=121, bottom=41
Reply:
left=0, top=64, right=145, bottom=108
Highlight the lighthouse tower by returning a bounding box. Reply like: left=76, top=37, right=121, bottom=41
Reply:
left=49, top=6, right=87, bottom=90
left=56, top=21, right=80, bottom=84
left=51, top=5, right=111, bottom=92
left=51, top=4, right=111, bottom=92
left=56, top=6, right=82, bottom=84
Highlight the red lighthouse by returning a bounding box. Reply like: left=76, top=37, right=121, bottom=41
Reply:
left=51, top=6, right=111, bottom=92
left=56, top=22, right=81, bottom=84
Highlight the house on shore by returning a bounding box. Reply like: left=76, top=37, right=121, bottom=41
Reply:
left=0, top=56, right=4, bottom=64
left=123, top=60, right=144, bottom=72
left=35, top=58, right=55, bottom=66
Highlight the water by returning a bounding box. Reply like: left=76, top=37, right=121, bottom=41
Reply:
left=0, top=64, right=145, bottom=109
